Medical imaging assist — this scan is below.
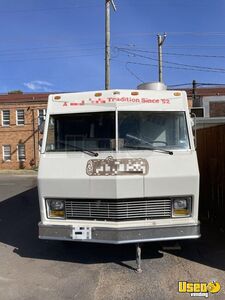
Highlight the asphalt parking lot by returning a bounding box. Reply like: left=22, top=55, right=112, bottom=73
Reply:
left=0, top=174, right=225, bottom=300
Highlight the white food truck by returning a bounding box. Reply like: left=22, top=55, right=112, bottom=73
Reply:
left=38, top=82, right=200, bottom=270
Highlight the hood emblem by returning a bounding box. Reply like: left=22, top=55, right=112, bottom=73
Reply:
left=86, top=156, right=149, bottom=176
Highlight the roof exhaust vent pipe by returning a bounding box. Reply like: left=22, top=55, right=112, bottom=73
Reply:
left=137, top=82, right=167, bottom=91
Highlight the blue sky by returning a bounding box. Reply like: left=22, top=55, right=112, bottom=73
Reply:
left=1, top=0, right=225, bottom=93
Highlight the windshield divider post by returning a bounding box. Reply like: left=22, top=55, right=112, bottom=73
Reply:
left=115, top=107, right=119, bottom=152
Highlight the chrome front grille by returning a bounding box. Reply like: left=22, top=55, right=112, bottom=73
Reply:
left=65, top=199, right=172, bottom=221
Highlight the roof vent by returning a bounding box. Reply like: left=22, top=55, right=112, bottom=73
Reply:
left=137, top=82, right=167, bottom=91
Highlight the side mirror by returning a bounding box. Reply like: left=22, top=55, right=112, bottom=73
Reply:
left=39, top=138, right=43, bottom=148
left=39, top=121, right=45, bottom=134
left=190, top=113, right=197, bottom=149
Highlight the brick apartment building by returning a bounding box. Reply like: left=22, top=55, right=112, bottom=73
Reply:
left=186, top=86, right=225, bottom=117
left=0, top=92, right=48, bottom=170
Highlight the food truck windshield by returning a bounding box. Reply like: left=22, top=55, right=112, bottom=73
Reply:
left=45, top=111, right=190, bottom=152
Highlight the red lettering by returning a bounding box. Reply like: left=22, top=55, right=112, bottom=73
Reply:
left=141, top=98, right=160, bottom=103
left=70, top=100, right=85, bottom=106
left=161, top=99, right=170, bottom=104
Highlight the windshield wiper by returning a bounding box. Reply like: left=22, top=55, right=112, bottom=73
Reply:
left=58, top=141, right=98, bottom=157
left=126, top=134, right=173, bottom=155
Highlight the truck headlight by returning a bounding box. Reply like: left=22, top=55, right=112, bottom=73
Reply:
left=172, top=198, right=191, bottom=217
left=46, top=199, right=65, bottom=219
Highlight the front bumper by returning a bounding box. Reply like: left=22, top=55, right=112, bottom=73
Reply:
left=39, top=222, right=200, bottom=244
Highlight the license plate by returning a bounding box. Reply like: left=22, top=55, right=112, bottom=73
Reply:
left=72, top=227, right=92, bottom=240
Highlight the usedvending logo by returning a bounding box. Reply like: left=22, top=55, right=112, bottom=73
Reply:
left=178, top=281, right=221, bottom=298
left=86, top=156, right=149, bottom=176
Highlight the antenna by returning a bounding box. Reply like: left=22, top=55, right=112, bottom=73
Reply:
left=110, top=0, right=117, bottom=11
left=105, top=0, right=117, bottom=90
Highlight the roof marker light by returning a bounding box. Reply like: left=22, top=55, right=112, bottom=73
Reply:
left=131, top=91, right=139, bottom=96
left=54, top=96, right=61, bottom=100
left=113, top=91, right=120, bottom=95
left=174, top=92, right=181, bottom=96
left=95, top=93, right=102, bottom=97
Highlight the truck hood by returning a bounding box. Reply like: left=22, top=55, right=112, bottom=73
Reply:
left=38, top=151, right=199, bottom=199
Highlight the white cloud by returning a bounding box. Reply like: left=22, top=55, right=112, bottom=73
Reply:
left=24, top=80, right=53, bottom=92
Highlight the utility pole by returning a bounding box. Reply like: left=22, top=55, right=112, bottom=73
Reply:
left=192, top=80, right=197, bottom=106
left=105, top=0, right=116, bottom=90
left=157, top=33, right=167, bottom=83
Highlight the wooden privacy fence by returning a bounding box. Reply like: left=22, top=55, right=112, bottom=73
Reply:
left=197, top=124, right=225, bottom=230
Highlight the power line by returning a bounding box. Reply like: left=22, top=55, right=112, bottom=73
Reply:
left=113, top=31, right=225, bottom=37
left=169, top=82, right=225, bottom=88
left=166, top=44, right=225, bottom=48
left=125, top=62, right=144, bottom=83
left=116, top=47, right=225, bottom=59
left=0, top=42, right=104, bottom=54
left=114, top=43, right=225, bottom=50
left=198, top=83, right=225, bottom=86
left=0, top=53, right=103, bottom=64
left=112, top=58, right=225, bottom=75
left=0, top=4, right=102, bottom=14
left=168, top=83, right=193, bottom=87
left=160, top=32, right=225, bottom=36
left=0, top=47, right=104, bottom=57
left=116, top=48, right=225, bottom=73
left=3, top=44, right=225, bottom=60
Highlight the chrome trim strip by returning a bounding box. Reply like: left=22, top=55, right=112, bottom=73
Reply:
left=39, top=222, right=200, bottom=244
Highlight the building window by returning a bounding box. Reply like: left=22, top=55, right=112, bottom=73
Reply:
left=2, top=145, right=11, bottom=161
left=38, top=109, right=46, bottom=125
left=2, top=110, right=10, bottom=126
left=16, top=109, right=25, bottom=125
left=18, top=144, right=26, bottom=161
